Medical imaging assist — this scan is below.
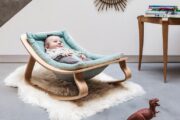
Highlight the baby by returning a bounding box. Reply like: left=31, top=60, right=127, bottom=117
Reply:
left=45, top=35, right=90, bottom=64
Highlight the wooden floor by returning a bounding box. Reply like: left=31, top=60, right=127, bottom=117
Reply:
left=0, top=63, right=180, bottom=120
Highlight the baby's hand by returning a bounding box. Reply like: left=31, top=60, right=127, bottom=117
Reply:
left=79, top=54, right=87, bottom=60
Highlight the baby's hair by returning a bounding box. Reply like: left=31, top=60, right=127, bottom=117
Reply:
left=46, top=34, right=60, bottom=38
left=45, top=34, right=56, bottom=48
left=45, top=34, right=58, bottom=42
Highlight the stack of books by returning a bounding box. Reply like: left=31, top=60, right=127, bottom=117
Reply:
left=145, top=5, right=180, bottom=18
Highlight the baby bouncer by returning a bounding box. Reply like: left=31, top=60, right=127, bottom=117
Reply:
left=21, top=30, right=131, bottom=100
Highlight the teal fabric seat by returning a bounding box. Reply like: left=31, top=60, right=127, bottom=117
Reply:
left=26, top=30, right=124, bottom=80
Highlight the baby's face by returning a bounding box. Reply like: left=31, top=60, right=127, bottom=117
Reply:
left=45, top=36, right=63, bottom=49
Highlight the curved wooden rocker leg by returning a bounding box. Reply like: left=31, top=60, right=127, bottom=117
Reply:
left=24, top=56, right=88, bottom=101
left=107, top=59, right=132, bottom=85
left=25, top=56, right=35, bottom=82
left=73, top=73, right=88, bottom=97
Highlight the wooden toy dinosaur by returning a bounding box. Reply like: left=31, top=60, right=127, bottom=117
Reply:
left=127, top=98, right=160, bottom=120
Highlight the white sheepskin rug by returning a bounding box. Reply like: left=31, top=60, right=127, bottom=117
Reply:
left=4, top=64, right=145, bottom=120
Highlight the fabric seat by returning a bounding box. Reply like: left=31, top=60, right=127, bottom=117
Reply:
left=26, top=30, right=124, bottom=70
left=21, top=30, right=131, bottom=100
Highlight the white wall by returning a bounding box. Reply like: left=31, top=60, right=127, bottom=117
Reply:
left=0, top=0, right=180, bottom=55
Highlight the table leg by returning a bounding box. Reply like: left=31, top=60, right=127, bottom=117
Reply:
left=138, top=17, right=144, bottom=70
left=162, top=21, right=169, bottom=83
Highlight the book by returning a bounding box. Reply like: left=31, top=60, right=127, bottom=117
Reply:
left=145, top=10, right=168, bottom=14
left=144, top=14, right=180, bottom=18
left=149, top=5, right=177, bottom=7
left=149, top=5, right=178, bottom=9
left=144, top=5, right=180, bottom=18
left=144, top=14, right=167, bottom=18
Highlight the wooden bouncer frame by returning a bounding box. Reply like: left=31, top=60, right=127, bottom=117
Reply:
left=21, top=34, right=132, bottom=101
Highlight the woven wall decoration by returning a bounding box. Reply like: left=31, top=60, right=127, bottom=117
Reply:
left=94, top=0, right=127, bottom=11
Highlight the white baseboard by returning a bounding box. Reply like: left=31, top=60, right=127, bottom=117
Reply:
left=0, top=55, right=180, bottom=63
left=127, top=55, right=180, bottom=63
left=0, top=55, right=29, bottom=63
